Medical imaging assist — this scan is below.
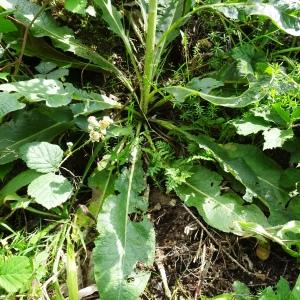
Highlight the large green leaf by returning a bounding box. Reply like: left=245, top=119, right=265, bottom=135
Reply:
left=0, top=256, right=32, bottom=293
left=0, top=0, right=130, bottom=87
left=193, top=135, right=291, bottom=224
left=0, top=79, right=71, bottom=107
left=93, top=146, right=155, bottom=300
left=0, top=16, right=17, bottom=33
left=213, top=1, right=300, bottom=37
left=0, top=107, right=72, bottom=164
left=28, top=173, right=73, bottom=209
left=0, top=93, right=25, bottom=119
left=176, top=166, right=268, bottom=234
left=165, top=77, right=270, bottom=107
left=19, top=142, right=64, bottom=173
left=0, top=169, right=40, bottom=205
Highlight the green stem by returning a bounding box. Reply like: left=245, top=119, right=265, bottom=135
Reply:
left=141, top=0, right=157, bottom=114
left=273, top=47, right=300, bottom=56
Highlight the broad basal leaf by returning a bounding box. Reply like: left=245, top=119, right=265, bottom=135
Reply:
left=0, top=107, right=72, bottom=164
left=0, top=256, right=32, bottom=293
left=19, top=142, right=64, bottom=173
left=93, top=145, right=155, bottom=300
left=194, top=135, right=291, bottom=224
left=28, top=173, right=73, bottom=209
left=165, top=77, right=270, bottom=107
left=0, top=0, right=130, bottom=87
left=0, top=79, right=71, bottom=107
left=0, top=93, right=25, bottom=119
left=212, top=1, right=300, bottom=36
left=176, top=166, right=268, bottom=234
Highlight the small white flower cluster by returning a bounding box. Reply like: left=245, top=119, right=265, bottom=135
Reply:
left=88, top=115, right=113, bottom=142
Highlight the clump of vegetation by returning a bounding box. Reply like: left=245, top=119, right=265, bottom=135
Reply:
left=0, top=0, right=300, bottom=299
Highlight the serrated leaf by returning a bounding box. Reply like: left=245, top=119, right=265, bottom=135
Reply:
left=284, top=137, right=300, bottom=164
left=213, top=1, right=300, bottom=36
left=0, top=107, right=72, bottom=164
left=0, top=93, right=26, bottom=119
left=232, top=115, right=270, bottom=135
left=176, top=166, right=268, bottom=234
left=28, top=173, right=73, bottom=209
left=165, top=77, right=270, bottom=107
left=0, top=256, right=32, bottom=293
left=19, top=142, right=63, bottom=173
left=263, top=128, right=294, bottom=150
left=93, top=146, right=155, bottom=300
left=0, top=79, right=71, bottom=107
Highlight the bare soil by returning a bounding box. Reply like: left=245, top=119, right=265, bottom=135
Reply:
left=141, top=189, right=300, bottom=299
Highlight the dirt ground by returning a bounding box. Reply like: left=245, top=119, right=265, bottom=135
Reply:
left=141, top=189, right=299, bottom=299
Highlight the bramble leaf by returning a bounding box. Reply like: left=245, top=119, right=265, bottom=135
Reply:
left=28, top=173, right=73, bottom=209
left=0, top=256, right=32, bottom=293
left=20, top=142, right=64, bottom=173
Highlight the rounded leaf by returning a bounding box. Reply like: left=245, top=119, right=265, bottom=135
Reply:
left=28, top=173, right=73, bottom=209
left=20, top=142, right=63, bottom=173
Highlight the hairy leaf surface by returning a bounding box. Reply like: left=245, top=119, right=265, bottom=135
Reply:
left=93, top=146, right=155, bottom=300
